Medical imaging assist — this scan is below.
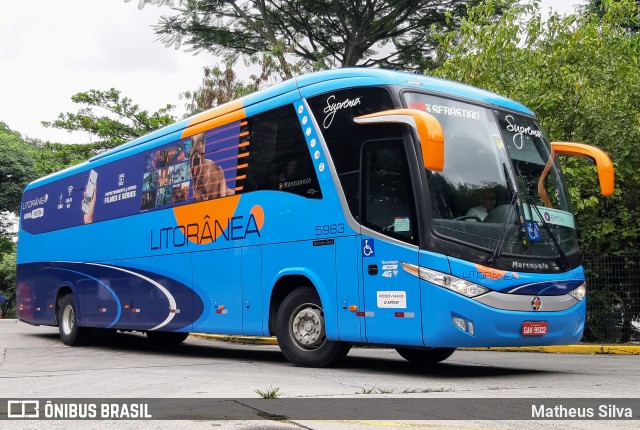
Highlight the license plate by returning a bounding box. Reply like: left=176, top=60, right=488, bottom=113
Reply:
left=522, top=321, right=548, bottom=336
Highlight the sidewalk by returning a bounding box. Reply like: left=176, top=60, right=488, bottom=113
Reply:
left=192, top=333, right=640, bottom=354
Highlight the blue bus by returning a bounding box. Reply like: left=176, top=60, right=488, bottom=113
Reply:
left=17, top=68, right=614, bottom=367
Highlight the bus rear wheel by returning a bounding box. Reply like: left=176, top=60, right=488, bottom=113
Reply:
left=396, top=347, right=456, bottom=365
left=276, top=287, right=350, bottom=367
left=58, top=294, right=88, bottom=346
left=146, top=331, right=189, bottom=344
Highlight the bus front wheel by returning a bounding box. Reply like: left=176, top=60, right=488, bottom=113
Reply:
left=276, top=287, right=350, bottom=367
left=396, top=347, right=456, bottom=365
left=58, top=294, right=88, bottom=346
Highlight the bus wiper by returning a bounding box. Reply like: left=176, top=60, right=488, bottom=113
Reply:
left=486, top=192, right=517, bottom=265
left=486, top=163, right=527, bottom=266
left=525, top=195, right=569, bottom=270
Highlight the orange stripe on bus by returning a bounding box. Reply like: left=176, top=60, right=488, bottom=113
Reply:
left=239, top=141, right=250, bottom=148
left=185, top=100, right=243, bottom=128
left=181, top=100, right=245, bottom=139
left=173, top=195, right=241, bottom=244
left=236, top=175, right=247, bottom=180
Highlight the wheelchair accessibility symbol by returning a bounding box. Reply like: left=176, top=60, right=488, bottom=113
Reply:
left=362, top=239, right=375, bottom=257
left=525, top=220, right=541, bottom=242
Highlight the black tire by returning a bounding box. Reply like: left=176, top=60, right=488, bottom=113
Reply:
left=58, top=294, right=88, bottom=346
left=146, top=331, right=189, bottom=344
left=396, top=347, right=456, bottom=365
left=276, top=287, right=350, bottom=367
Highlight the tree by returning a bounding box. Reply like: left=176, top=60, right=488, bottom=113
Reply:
left=583, top=0, right=640, bottom=32
left=131, top=0, right=498, bottom=76
left=181, top=62, right=260, bottom=115
left=434, top=0, right=640, bottom=255
left=0, top=122, right=36, bottom=234
left=0, top=248, right=16, bottom=318
left=0, top=122, right=31, bottom=317
left=32, top=142, right=107, bottom=178
left=42, top=88, right=177, bottom=150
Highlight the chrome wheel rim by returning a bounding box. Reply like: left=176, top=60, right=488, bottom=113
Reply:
left=61, top=305, right=74, bottom=335
left=290, top=304, right=325, bottom=349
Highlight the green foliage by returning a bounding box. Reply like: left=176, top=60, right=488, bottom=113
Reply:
left=0, top=247, right=16, bottom=318
left=0, top=236, right=13, bottom=256
left=181, top=62, right=260, bottom=116
left=582, top=0, right=640, bottom=32
left=0, top=122, right=32, bottom=315
left=35, top=88, right=178, bottom=177
left=255, top=386, right=280, bottom=399
left=0, top=122, right=36, bottom=219
left=42, top=88, right=177, bottom=150
left=32, top=142, right=105, bottom=178
left=132, top=0, right=497, bottom=75
left=582, top=253, right=640, bottom=343
left=434, top=0, right=640, bottom=254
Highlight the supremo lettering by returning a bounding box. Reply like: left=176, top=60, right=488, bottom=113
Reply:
left=323, top=95, right=361, bottom=128
left=505, top=115, right=542, bottom=149
left=150, top=214, right=260, bottom=250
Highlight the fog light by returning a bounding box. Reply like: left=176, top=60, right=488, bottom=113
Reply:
left=453, top=317, right=467, bottom=332
left=468, top=321, right=475, bottom=335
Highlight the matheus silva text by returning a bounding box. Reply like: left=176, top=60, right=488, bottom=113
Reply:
left=532, top=404, right=633, bottom=418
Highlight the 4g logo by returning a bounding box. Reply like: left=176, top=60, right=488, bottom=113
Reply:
left=381, top=261, right=399, bottom=278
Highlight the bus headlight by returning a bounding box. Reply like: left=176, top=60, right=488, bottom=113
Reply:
left=446, top=277, right=490, bottom=298
left=401, top=263, right=489, bottom=298
left=568, top=282, right=587, bottom=301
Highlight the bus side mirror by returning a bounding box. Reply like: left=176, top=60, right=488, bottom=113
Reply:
left=551, top=141, right=615, bottom=196
left=354, top=109, right=445, bottom=172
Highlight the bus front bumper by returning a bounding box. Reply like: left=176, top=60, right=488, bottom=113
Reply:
left=421, top=285, right=586, bottom=348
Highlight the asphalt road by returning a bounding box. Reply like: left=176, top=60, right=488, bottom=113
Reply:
left=1, top=319, right=638, bottom=430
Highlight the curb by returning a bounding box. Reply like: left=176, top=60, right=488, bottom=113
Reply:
left=192, top=333, right=279, bottom=346
left=192, top=333, right=640, bottom=354
left=461, top=345, right=640, bottom=354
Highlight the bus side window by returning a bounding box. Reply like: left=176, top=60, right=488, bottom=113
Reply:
left=306, top=87, right=397, bottom=221
left=361, top=139, right=418, bottom=244
left=243, top=105, right=322, bottom=198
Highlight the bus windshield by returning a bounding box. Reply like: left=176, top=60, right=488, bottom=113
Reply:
left=403, top=92, right=578, bottom=267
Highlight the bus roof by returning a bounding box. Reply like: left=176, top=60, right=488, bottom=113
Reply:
left=26, top=68, right=533, bottom=190
left=295, top=68, right=533, bottom=116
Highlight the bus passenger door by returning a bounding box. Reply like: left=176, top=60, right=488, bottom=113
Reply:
left=335, top=236, right=364, bottom=343
left=359, top=139, right=423, bottom=346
